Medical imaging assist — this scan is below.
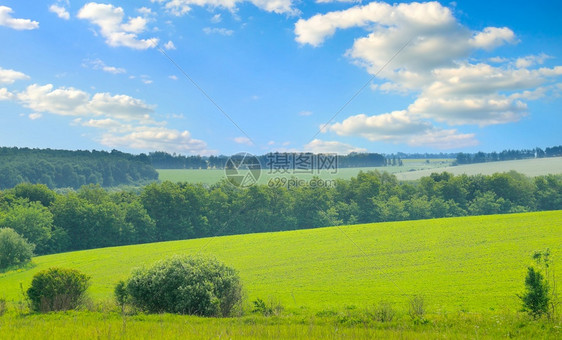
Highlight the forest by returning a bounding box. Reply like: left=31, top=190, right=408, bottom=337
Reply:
left=1, top=170, right=561, bottom=256
left=455, top=145, right=562, bottom=165
left=0, top=147, right=158, bottom=189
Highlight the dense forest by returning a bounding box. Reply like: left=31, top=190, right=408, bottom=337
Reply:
left=1, top=171, right=561, bottom=256
left=455, top=145, right=562, bottom=165
left=0, top=147, right=158, bottom=189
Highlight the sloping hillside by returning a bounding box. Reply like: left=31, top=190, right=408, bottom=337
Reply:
left=1, top=211, right=561, bottom=312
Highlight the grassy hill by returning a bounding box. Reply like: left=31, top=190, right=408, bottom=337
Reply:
left=1, top=211, right=561, bottom=314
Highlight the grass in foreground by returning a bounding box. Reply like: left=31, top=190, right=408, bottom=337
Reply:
left=0, top=309, right=560, bottom=339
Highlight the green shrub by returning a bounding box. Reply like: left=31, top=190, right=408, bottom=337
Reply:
left=27, top=267, right=90, bottom=312
left=520, top=266, right=549, bottom=318
left=252, top=297, right=284, bottom=316
left=126, top=255, right=243, bottom=317
left=408, top=295, right=427, bottom=324
left=372, top=300, right=396, bottom=322
left=0, top=228, right=35, bottom=270
left=114, top=280, right=129, bottom=313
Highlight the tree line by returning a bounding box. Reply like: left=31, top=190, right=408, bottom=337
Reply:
left=455, top=145, right=562, bottom=165
left=1, top=170, right=561, bottom=256
left=148, top=151, right=386, bottom=169
left=0, top=147, right=158, bottom=189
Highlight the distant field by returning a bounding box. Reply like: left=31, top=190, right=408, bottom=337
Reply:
left=157, top=157, right=562, bottom=185
left=1, top=211, right=560, bottom=313
left=157, top=159, right=453, bottom=185
left=395, top=157, right=562, bottom=181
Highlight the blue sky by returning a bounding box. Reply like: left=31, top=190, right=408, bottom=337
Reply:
left=0, top=1, right=561, bottom=156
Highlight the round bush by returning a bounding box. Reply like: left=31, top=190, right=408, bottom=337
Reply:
left=27, top=267, right=90, bottom=312
left=0, top=228, right=35, bottom=270
left=126, top=255, right=243, bottom=316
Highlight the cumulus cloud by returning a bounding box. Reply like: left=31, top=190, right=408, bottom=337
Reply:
left=0, top=67, right=30, bottom=84
left=49, top=4, right=70, bottom=20
left=0, top=6, right=39, bottom=30
left=78, top=3, right=158, bottom=49
left=9, top=81, right=210, bottom=154
left=15, top=84, right=154, bottom=122
left=328, top=111, right=477, bottom=149
left=297, top=1, right=562, bottom=147
left=470, top=27, right=517, bottom=50
left=83, top=58, right=126, bottom=74
left=303, top=139, right=367, bottom=154
left=0, top=88, right=14, bottom=100
left=152, top=0, right=299, bottom=16
left=17, top=84, right=90, bottom=116
left=163, top=40, right=176, bottom=50
left=98, top=126, right=212, bottom=155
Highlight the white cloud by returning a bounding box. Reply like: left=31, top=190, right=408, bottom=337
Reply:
left=152, top=0, right=299, bottom=16
left=234, top=136, right=253, bottom=146
left=0, top=6, right=39, bottom=30
left=303, top=139, right=367, bottom=154
left=515, top=54, right=550, bottom=69
left=77, top=3, right=158, bottom=49
left=0, top=67, right=30, bottom=84
left=88, top=92, right=154, bottom=121
left=299, top=110, right=313, bottom=116
left=137, top=7, right=153, bottom=16
left=10, top=81, right=210, bottom=154
left=470, top=27, right=517, bottom=50
left=99, top=126, right=212, bottom=155
left=168, top=75, right=178, bottom=80
left=328, top=111, right=478, bottom=149
left=83, top=59, right=126, bottom=74
left=329, top=110, right=431, bottom=141
left=211, top=14, right=222, bottom=23
left=17, top=84, right=90, bottom=116
left=203, top=27, right=234, bottom=36
left=15, top=84, right=154, bottom=123
left=49, top=4, right=70, bottom=20
left=297, top=1, right=562, bottom=145
left=164, top=40, right=176, bottom=50
left=0, top=88, right=14, bottom=100
left=82, top=118, right=124, bottom=130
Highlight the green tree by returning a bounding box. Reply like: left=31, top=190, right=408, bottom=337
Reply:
left=0, top=228, right=35, bottom=269
left=0, top=201, right=54, bottom=254
left=520, top=266, right=549, bottom=318
left=13, top=183, right=56, bottom=207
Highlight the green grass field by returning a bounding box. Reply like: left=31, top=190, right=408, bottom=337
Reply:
left=157, top=157, right=562, bottom=185
left=1, top=211, right=561, bottom=338
left=1, top=211, right=561, bottom=312
left=157, top=159, right=452, bottom=185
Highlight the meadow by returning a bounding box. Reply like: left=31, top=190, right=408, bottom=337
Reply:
left=157, top=158, right=452, bottom=185
left=1, top=211, right=561, bottom=311
left=157, top=157, right=562, bottom=185
left=1, top=211, right=561, bottom=338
